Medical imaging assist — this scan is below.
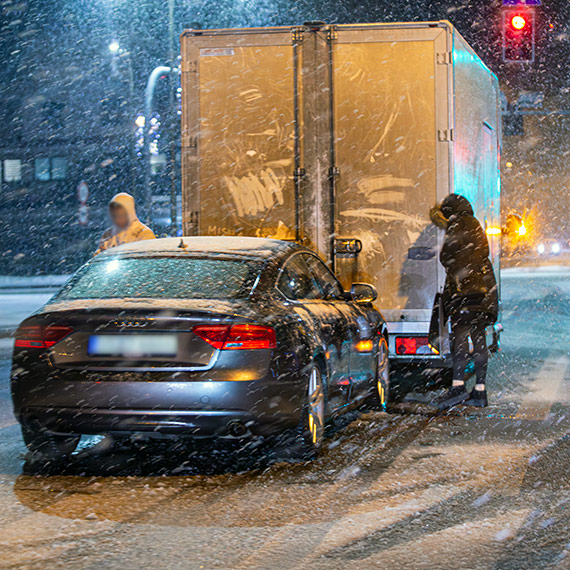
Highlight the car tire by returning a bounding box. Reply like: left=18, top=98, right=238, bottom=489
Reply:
left=287, top=364, right=326, bottom=460
left=368, top=337, right=390, bottom=410
left=21, top=423, right=80, bottom=462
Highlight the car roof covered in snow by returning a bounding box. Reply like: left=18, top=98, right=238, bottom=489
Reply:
left=97, top=236, right=299, bottom=259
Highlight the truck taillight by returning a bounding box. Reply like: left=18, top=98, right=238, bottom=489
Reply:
left=395, top=336, right=438, bottom=356
left=193, top=324, right=276, bottom=350
left=14, top=325, right=73, bottom=349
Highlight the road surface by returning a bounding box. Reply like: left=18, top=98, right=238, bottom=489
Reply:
left=0, top=268, right=569, bottom=569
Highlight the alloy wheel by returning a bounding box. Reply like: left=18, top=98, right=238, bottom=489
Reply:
left=377, top=338, right=389, bottom=410
left=307, top=366, right=325, bottom=447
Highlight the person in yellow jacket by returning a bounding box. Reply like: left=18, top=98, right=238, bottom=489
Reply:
left=96, top=193, right=155, bottom=254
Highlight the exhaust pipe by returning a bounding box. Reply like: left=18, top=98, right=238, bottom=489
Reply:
left=227, top=421, right=247, bottom=437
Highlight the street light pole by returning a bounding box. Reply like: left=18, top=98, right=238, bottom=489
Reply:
left=143, top=65, right=171, bottom=223
left=109, top=42, right=137, bottom=197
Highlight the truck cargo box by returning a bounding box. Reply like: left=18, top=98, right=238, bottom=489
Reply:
left=180, top=21, right=501, bottom=366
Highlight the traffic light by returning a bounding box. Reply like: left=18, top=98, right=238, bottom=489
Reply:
left=503, top=8, right=535, bottom=63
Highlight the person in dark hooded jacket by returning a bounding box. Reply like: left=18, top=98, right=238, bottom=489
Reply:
left=431, top=194, right=498, bottom=409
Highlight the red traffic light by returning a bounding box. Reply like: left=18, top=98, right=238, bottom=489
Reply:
left=511, top=15, right=527, bottom=30
left=503, top=8, right=535, bottom=62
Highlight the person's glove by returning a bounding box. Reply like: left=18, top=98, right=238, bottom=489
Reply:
left=430, top=205, right=448, bottom=229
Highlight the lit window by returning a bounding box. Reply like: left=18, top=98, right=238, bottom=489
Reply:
left=35, top=158, right=51, bottom=181
left=34, top=157, right=67, bottom=181
left=51, top=157, right=67, bottom=180
left=150, top=153, right=167, bottom=175
left=4, top=159, right=22, bottom=182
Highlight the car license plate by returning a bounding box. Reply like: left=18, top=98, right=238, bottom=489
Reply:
left=88, top=334, right=178, bottom=357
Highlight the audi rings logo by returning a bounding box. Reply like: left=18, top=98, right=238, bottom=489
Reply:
left=112, top=320, right=148, bottom=328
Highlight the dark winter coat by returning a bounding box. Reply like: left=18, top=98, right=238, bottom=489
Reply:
left=439, top=195, right=499, bottom=324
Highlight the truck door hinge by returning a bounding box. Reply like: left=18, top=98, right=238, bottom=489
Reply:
left=326, top=26, right=338, bottom=41
left=292, top=27, right=304, bottom=43
left=181, top=60, right=197, bottom=73
left=328, top=166, right=340, bottom=178
left=183, top=136, right=198, bottom=149
left=436, top=52, right=453, bottom=65
left=438, top=129, right=454, bottom=142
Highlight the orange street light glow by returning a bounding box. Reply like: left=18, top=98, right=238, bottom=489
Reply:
left=486, top=227, right=502, bottom=236
left=517, top=224, right=527, bottom=236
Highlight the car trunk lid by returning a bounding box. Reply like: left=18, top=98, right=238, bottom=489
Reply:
left=27, top=300, right=253, bottom=371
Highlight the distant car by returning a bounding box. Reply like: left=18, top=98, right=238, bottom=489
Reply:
left=536, top=238, right=561, bottom=256
left=11, top=237, right=389, bottom=462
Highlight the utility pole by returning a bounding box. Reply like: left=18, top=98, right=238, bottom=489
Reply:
left=167, top=0, right=178, bottom=236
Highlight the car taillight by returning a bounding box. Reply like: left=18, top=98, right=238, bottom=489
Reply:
left=395, top=336, right=438, bottom=355
left=14, top=325, right=73, bottom=349
left=191, top=325, right=230, bottom=350
left=193, top=324, right=276, bottom=350
left=224, top=324, right=277, bottom=350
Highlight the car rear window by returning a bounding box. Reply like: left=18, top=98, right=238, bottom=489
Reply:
left=54, top=256, right=262, bottom=300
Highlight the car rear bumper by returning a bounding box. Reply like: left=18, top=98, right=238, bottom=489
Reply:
left=12, top=375, right=305, bottom=439
left=17, top=407, right=293, bottom=438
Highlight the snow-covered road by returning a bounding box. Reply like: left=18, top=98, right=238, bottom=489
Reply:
left=0, top=267, right=569, bottom=569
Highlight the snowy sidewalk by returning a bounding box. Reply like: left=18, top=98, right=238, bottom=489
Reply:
left=0, top=276, right=67, bottom=336
left=0, top=275, right=70, bottom=291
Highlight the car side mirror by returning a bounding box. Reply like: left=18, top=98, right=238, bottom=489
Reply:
left=350, top=283, right=378, bottom=305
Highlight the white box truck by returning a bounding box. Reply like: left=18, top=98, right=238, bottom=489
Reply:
left=180, top=21, right=502, bottom=380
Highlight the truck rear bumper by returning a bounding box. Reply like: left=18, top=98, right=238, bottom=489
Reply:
left=390, top=354, right=452, bottom=368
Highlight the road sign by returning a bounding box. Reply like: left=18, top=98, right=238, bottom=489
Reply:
left=517, top=92, right=544, bottom=109
left=77, top=181, right=89, bottom=226
left=77, top=181, right=89, bottom=203
left=503, top=1, right=541, bottom=5
left=78, top=204, right=89, bottom=226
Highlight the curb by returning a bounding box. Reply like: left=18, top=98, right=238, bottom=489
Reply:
left=0, top=275, right=70, bottom=291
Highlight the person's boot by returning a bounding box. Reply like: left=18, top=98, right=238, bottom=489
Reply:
left=436, top=383, right=469, bottom=410
left=464, top=385, right=488, bottom=407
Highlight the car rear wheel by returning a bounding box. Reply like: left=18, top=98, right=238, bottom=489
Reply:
left=21, top=423, right=80, bottom=461
left=368, top=337, right=389, bottom=410
left=288, top=364, right=325, bottom=459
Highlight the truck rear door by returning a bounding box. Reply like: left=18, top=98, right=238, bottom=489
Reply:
left=181, top=28, right=302, bottom=240
left=327, top=24, right=451, bottom=331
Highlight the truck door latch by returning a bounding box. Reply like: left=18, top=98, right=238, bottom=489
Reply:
left=334, top=238, right=362, bottom=257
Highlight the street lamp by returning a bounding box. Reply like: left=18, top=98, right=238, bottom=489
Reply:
left=108, top=40, right=136, bottom=195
